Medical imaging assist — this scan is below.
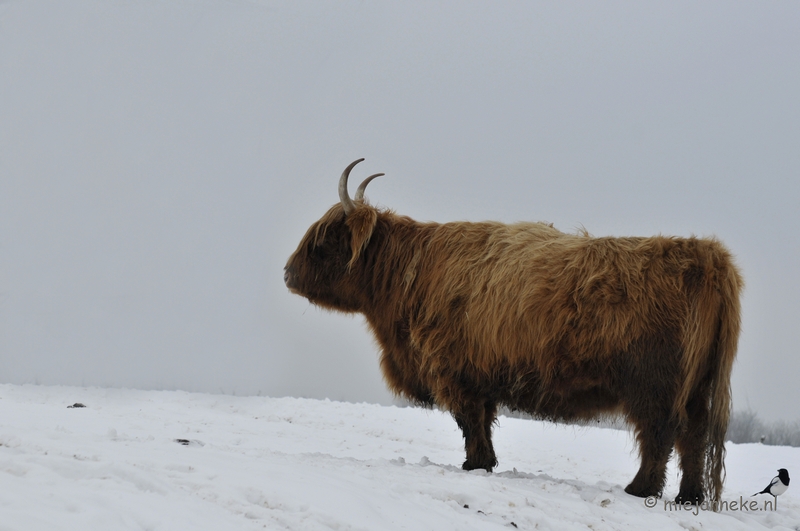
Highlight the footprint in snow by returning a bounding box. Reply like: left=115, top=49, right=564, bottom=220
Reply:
left=174, top=439, right=205, bottom=447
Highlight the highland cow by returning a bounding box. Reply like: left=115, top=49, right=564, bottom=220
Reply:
left=284, top=159, right=743, bottom=505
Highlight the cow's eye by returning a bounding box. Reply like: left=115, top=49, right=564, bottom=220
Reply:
left=312, top=244, right=328, bottom=260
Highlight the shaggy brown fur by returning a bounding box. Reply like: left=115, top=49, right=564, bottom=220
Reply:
left=285, top=176, right=742, bottom=505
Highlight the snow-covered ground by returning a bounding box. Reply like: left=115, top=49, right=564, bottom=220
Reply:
left=0, top=384, right=797, bottom=530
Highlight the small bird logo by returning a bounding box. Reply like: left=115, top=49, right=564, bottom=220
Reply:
left=753, top=468, right=790, bottom=499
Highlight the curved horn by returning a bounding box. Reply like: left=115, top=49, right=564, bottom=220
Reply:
left=338, top=158, right=364, bottom=215
left=355, top=173, right=384, bottom=201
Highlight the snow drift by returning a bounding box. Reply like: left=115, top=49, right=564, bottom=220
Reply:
left=0, top=384, right=797, bottom=530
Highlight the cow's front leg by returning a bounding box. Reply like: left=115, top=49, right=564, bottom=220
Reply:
left=452, top=399, right=498, bottom=472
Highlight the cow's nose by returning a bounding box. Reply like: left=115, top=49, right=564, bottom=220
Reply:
left=283, top=266, right=294, bottom=288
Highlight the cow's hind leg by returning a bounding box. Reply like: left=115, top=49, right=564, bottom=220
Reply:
left=674, top=382, right=711, bottom=505
left=625, top=410, right=677, bottom=498
left=452, top=399, right=498, bottom=472
left=621, top=336, right=681, bottom=498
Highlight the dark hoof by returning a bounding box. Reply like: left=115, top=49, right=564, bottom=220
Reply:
left=674, top=492, right=704, bottom=506
left=624, top=484, right=661, bottom=498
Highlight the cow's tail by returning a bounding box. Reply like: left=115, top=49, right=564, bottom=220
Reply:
left=704, top=263, right=742, bottom=502
left=675, top=250, right=742, bottom=503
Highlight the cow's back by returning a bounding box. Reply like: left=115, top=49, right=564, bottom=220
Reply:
left=406, top=221, right=731, bottom=375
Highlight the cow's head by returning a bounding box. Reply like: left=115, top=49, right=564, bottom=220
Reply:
left=284, top=159, right=382, bottom=312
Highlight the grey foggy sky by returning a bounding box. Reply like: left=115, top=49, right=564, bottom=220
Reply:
left=1, top=1, right=799, bottom=421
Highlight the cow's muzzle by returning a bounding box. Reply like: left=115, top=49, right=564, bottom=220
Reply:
left=283, top=266, right=296, bottom=290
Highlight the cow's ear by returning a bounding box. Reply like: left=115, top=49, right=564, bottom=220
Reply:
left=346, top=206, right=378, bottom=268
